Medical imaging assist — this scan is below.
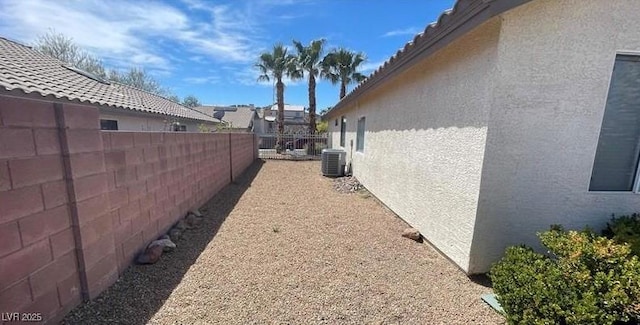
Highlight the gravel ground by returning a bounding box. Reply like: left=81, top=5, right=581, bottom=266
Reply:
left=333, top=176, right=365, bottom=194
left=62, top=160, right=503, bottom=325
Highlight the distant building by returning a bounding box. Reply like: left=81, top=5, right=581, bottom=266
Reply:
left=258, top=104, right=309, bottom=134
left=194, top=105, right=258, bottom=133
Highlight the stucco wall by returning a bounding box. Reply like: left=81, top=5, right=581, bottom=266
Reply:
left=329, top=19, right=502, bottom=272
left=99, top=111, right=211, bottom=132
left=469, top=0, right=640, bottom=272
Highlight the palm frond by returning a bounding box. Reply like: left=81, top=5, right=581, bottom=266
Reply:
left=321, top=47, right=368, bottom=93
left=352, top=72, right=366, bottom=83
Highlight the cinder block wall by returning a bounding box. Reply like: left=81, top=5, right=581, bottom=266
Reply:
left=104, top=132, right=234, bottom=274
left=0, top=97, right=83, bottom=322
left=0, top=95, right=258, bottom=323
left=230, top=133, right=257, bottom=181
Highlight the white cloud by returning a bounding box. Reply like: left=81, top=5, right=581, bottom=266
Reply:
left=184, top=76, right=220, bottom=84
left=0, top=0, right=266, bottom=72
left=233, top=66, right=303, bottom=87
left=382, top=27, right=420, bottom=37
left=189, top=56, right=207, bottom=63
left=359, top=60, right=386, bottom=73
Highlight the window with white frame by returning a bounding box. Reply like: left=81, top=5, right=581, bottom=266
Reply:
left=340, top=116, right=346, bottom=147
left=356, top=116, right=366, bottom=152
left=590, top=54, right=640, bottom=191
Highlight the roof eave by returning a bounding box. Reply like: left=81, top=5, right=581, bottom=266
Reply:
left=0, top=87, right=219, bottom=123
left=324, top=0, right=531, bottom=119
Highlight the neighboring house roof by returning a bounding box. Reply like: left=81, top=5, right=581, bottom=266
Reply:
left=194, top=105, right=255, bottom=129
left=270, top=104, right=305, bottom=111
left=325, top=0, right=530, bottom=118
left=0, top=37, right=217, bottom=123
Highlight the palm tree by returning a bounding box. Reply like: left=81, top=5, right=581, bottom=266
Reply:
left=256, top=44, right=300, bottom=153
left=293, top=39, right=325, bottom=154
left=322, top=48, right=367, bottom=99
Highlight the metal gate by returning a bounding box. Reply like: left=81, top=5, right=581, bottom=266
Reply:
left=258, top=132, right=328, bottom=160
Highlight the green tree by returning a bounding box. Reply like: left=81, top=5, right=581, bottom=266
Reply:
left=316, top=120, right=328, bottom=133
left=319, top=106, right=331, bottom=117
left=182, top=95, right=201, bottom=108
left=256, top=43, right=300, bottom=153
left=35, top=30, right=171, bottom=97
left=34, top=30, right=106, bottom=78
left=293, top=38, right=325, bottom=137
left=167, top=95, right=180, bottom=103
left=109, top=68, right=168, bottom=96
left=322, top=48, right=367, bottom=99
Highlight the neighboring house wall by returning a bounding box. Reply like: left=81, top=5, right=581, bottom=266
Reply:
left=0, top=94, right=258, bottom=323
left=329, top=19, right=502, bottom=272
left=99, top=110, right=212, bottom=132
left=469, top=0, right=640, bottom=272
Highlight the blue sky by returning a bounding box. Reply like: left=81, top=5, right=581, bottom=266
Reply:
left=0, top=0, right=455, bottom=110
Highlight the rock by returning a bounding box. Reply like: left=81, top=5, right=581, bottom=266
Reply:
left=185, top=213, right=202, bottom=228
left=402, top=228, right=421, bottom=241
left=190, top=209, right=203, bottom=217
left=136, top=245, right=163, bottom=264
left=175, top=219, right=187, bottom=231
left=159, top=234, right=170, bottom=240
left=149, top=238, right=176, bottom=252
left=333, top=176, right=364, bottom=194
left=169, top=228, right=182, bottom=241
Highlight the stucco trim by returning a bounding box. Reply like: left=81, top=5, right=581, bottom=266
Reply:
left=324, top=0, right=531, bottom=119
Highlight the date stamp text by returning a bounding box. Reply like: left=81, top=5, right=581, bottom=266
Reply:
left=1, top=312, right=43, bottom=322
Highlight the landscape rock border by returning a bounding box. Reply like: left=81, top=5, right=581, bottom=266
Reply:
left=333, top=176, right=364, bottom=194
left=136, top=209, right=204, bottom=265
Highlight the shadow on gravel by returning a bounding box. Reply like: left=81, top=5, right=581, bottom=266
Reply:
left=469, top=274, right=493, bottom=289
left=61, top=160, right=265, bottom=325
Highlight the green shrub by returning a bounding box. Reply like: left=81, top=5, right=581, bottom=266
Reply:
left=491, top=227, right=640, bottom=325
left=603, top=213, right=640, bottom=256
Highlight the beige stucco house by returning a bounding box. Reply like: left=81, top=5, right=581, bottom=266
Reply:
left=0, top=37, right=218, bottom=132
left=325, top=0, right=640, bottom=273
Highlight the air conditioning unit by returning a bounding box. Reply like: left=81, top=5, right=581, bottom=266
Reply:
left=321, top=149, right=346, bottom=177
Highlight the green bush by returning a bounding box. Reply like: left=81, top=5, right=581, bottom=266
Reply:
left=491, top=227, right=640, bottom=325
left=603, top=213, right=640, bottom=256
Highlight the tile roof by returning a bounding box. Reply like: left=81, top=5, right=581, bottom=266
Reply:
left=0, top=37, right=217, bottom=123
left=194, top=106, right=255, bottom=129
left=325, top=0, right=530, bottom=117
